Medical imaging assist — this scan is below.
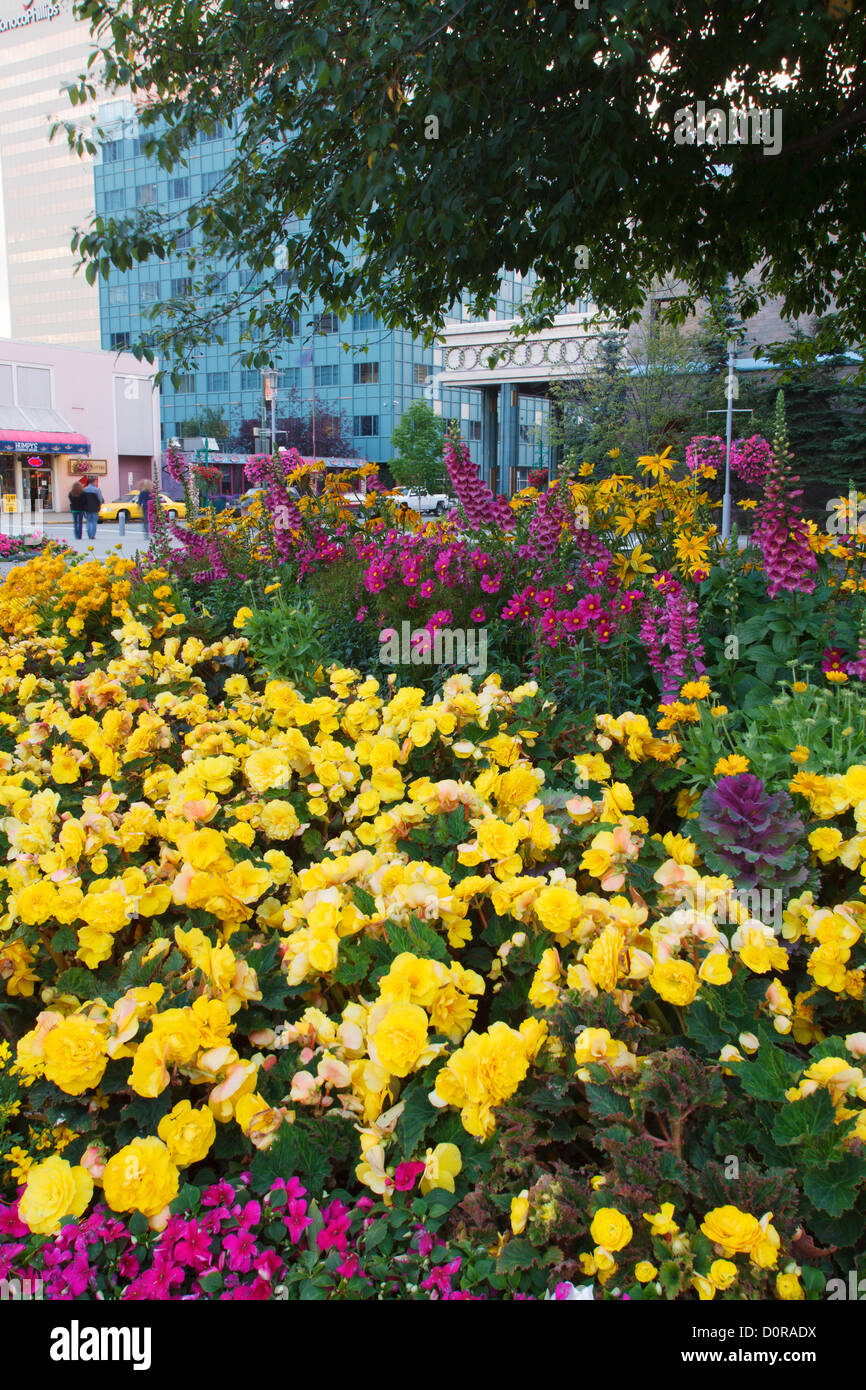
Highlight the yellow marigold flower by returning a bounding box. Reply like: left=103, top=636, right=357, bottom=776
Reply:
left=701, top=1205, right=762, bottom=1256
left=43, top=1016, right=108, bottom=1096
left=714, top=754, right=750, bottom=776
left=18, top=1155, right=93, bottom=1235
left=589, top=1207, right=633, bottom=1252
left=368, top=1001, right=429, bottom=1078
left=790, top=745, right=810, bottom=764
left=709, top=1258, right=738, bottom=1291
left=776, top=1271, right=805, bottom=1300
left=644, top=1202, right=679, bottom=1237
left=680, top=679, right=711, bottom=700
left=420, top=1142, right=462, bottom=1195
left=157, top=1100, right=216, bottom=1168
left=102, top=1137, right=179, bottom=1218
left=233, top=606, right=253, bottom=630
left=649, top=957, right=698, bottom=1006
left=792, top=681, right=808, bottom=693
left=510, top=1190, right=530, bottom=1234
left=710, top=705, right=728, bottom=718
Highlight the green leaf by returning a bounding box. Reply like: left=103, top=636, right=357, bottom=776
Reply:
left=804, top=1154, right=865, bottom=1217
left=129, top=1211, right=149, bottom=1238
left=496, top=1237, right=541, bottom=1273
left=729, top=1046, right=802, bottom=1101
left=51, top=926, right=78, bottom=953
left=658, top=1260, right=683, bottom=1298
left=684, top=1001, right=729, bottom=1054
left=384, top=915, right=449, bottom=964
left=352, top=885, right=376, bottom=915
left=171, top=1183, right=202, bottom=1215
left=249, top=1116, right=333, bottom=1194
left=199, top=1271, right=223, bottom=1293
left=584, top=1083, right=629, bottom=1119
left=395, top=1079, right=436, bottom=1158
left=772, top=1089, right=836, bottom=1148
left=55, top=966, right=106, bottom=1001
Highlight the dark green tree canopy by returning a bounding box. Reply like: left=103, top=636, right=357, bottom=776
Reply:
left=64, top=0, right=866, bottom=377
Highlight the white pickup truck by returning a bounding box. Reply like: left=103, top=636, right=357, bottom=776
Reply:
left=391, top=486, right=453, bottom=516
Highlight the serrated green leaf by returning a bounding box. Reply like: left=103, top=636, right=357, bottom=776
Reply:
left=772, top=1088, right=836, bottom=1148
left=804, top=1155, right=865, bottom=1217
left=395, top=1079, right=436, bottom=1158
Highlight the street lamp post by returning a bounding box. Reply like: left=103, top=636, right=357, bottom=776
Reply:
left=722, top=340, right=735, bottom=540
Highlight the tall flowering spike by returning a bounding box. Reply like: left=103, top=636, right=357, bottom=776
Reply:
left=754, top=392, right=817, bottom=600
left=527, top=484, right=565, bottom=557
left=244, top=447, right=305, bottom=557
left=148, top=452, right=170, bottom=561
left=164, top=442, right=198, bottom=522
left=444, top=421, right=514, bottom=531
left=639, top=576, right=705, bottom=699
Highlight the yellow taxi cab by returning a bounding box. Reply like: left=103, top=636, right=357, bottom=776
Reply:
left=98, top=493, right=187, bottom=523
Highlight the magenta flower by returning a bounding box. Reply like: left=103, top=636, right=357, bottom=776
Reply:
left=393, top=1161, right=426, bottom=1192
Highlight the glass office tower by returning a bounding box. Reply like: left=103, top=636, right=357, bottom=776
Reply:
left=0, top=0, right=103, bottom=345
left=93, top=103, right=553, bottom=478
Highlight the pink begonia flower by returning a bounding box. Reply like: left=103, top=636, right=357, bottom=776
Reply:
left=393, top=1161, right=426, bottom=1192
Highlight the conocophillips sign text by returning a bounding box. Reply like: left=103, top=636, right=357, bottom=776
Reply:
left=0, top=3, right=62, bottom=35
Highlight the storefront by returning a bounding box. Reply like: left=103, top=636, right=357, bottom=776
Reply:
left=0, top=432, right=91, bottom=510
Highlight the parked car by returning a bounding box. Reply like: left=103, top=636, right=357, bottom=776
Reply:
left=236, top=486, right=300, bottom=514
left=98, top=493, right=186, bottom=523
left=391, top=486, right=453, bottom=516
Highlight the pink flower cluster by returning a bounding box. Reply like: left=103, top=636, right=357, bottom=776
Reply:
left=502, top=560, right=643, bottom=651
left=358, top=530, right=503, bottom=610
left=527, top=485, right=566, bottom=557
left=639, top=573, right=706, bottom=697
left=244, top=449, right=305, bottom=559
left=754, top=451, right=817, bottom=601
left=685, top=436, right=726, bottom=474
left=730, top=435, right=772, bottom=485
left=444, top=430, right=513, bottom=531
left=0, top=1169, right=531, bottom=1302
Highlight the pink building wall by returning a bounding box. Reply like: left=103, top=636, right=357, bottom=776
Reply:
left=0, top=338, right=160, bottom=510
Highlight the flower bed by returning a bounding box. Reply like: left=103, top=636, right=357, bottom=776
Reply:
left=0, top=408, right=864, bottom=1302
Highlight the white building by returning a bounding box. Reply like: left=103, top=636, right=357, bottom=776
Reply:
left=0, top=0, right=103, bottom=345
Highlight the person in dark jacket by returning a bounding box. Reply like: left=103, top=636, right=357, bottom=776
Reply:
left=68, top=481, right=85, bottom=540
left=82, top=478, right=103, bottom=540
left=137, top=478, right=154, bottom=536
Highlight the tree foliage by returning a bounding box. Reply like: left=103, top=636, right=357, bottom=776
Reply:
left=550, top=311, right=749, bottom=465
left=60, top=0, right=866, bottom=378
left=389, top=400, right=447, bottom=490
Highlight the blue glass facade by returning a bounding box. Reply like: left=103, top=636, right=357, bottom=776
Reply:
left=92, top=104, right=554, bottom=486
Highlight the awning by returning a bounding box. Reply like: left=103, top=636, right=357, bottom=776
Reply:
left=0, top=432, right=91, bottom=455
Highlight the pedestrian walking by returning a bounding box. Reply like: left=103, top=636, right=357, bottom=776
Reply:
left=68, top=481, right=85, bottom=540
left=137, top=478, right=154, bottom=536
left=82, top=477, right=103, bottom=541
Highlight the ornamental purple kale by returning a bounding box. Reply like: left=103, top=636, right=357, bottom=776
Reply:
left=694, top=774, right=809, bottom=894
